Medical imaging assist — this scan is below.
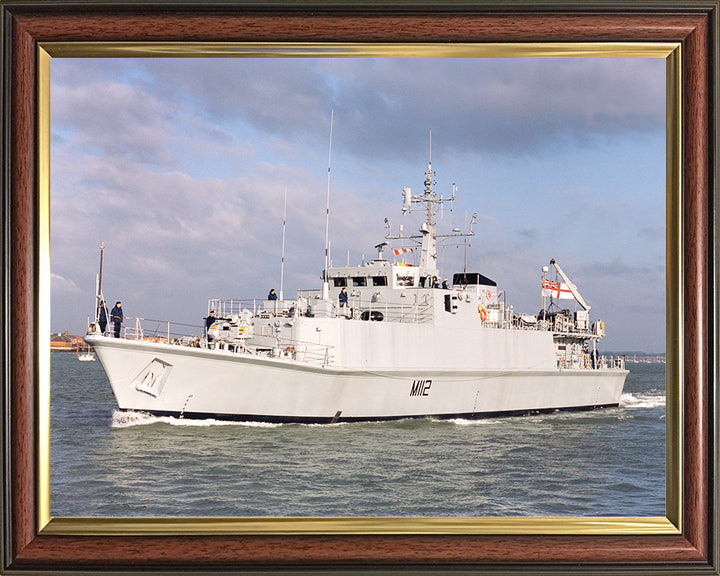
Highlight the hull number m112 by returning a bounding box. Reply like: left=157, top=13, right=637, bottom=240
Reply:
left=410, top=379, right=432, bottom=397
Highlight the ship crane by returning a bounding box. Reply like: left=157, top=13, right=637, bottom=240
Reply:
left=549, top=259, right=590, bottom=311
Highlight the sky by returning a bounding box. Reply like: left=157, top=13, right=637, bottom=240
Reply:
left=50, top=56, right=666, bottom=352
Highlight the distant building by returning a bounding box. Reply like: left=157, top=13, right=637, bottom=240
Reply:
left=50, top=332, right=85, bottom=352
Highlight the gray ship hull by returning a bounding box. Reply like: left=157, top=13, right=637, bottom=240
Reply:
left=86, top=335, right=627, bottom=423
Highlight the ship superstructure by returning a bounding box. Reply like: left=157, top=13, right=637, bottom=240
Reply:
left=85, top=161, right=627, bottom=423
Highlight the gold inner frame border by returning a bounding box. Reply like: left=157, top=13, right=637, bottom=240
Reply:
left=36, top=41, right=682, bottom=537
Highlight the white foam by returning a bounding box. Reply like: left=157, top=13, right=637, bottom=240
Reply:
left=620, top=392, right=666, bottom=409
left=110, top=410, right=281, bottom=428
left=441, top=418, right=498, bottom=426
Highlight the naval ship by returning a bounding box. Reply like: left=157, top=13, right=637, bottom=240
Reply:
left=85, top=161, right=627, bottom=423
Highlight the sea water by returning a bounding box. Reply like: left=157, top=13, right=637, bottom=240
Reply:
left=50, top=353, right=665, bottom=517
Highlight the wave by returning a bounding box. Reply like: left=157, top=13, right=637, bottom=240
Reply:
left=110, top=410, right=281, bottom=428
left=110, top=393, right=664, bottom=430
left=441, top=418, right=499, bottom=426
left=620, top=392, right=665, bottom=409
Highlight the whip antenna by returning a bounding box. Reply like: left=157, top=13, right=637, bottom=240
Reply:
left=322, top=109, right=334, bottom=299
left=279, top=185, right=287, bottom=301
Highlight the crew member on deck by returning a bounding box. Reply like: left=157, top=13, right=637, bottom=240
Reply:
left=268, top=289, right=278, bottom=300
left=205, top=310, right=217, bottom=340
left=110, top=301, right=123, bottom=338
left=97, top=300, right=108, bottom=335
left=442, top=279, right=449, bottom=289
left=339, top=287, right=348, bottom=307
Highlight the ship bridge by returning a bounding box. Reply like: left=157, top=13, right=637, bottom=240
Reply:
left=327, top=262, right=444, bottom=292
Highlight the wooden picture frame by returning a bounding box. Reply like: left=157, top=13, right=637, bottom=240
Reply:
left=2, top=1, right=717, bottom=573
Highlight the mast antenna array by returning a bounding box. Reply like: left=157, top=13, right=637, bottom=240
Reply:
left=388, top=137, right=476, bottom=250
left=399, top=132, right=454, bottom=226
left=385, top=140, right=477, bottom=269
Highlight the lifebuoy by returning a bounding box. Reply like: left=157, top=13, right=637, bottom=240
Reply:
left=285, top=346, right=295, bottom=354
left=479, top=307, right=487, bottom=322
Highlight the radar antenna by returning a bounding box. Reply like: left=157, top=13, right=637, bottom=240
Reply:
left=386, top=145, right=474, bottom=269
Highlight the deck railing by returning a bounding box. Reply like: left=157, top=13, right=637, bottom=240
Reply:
left=122, top=317, right=201, bottom=343
left=209, top=296, right=434, bottom=325
left=556, top=353, right=626, bottom=371
left=118, top=316, right=335, bottom=367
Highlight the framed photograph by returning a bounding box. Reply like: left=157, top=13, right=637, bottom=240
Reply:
left=2, top=1, right=717, bottom=573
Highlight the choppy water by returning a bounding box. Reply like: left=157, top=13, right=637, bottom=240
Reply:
left=50, top=353, right=665, bottom=517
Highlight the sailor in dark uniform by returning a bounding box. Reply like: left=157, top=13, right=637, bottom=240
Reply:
left=97, top=300, right=108, bottom=334
left=110, top=301, right=123, bottom=338
left=205, top=310, right=217, bottom=340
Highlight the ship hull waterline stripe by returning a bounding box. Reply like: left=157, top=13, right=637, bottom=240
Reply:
left=124, top=403, right=620, bottom=425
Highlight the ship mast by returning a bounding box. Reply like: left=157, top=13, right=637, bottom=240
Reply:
left=387, top=137, right=476, bottom=270
left=96, top=242, right=105, bottom=321
left=418, top=159, right=439, bottom=268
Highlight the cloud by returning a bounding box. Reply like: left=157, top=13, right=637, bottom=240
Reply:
left=314, top=58, right=665, bottom=160
left=49, top=57, right=666, bottom=351
left=51, top=273, right=82, bottom=294
left=639, top=226, right=665, bottom=241
left=55, top=57, right=665, bottom=165
left=52, top=81, right=178, bottom=166
left=130, top=58, right=335, bottom=141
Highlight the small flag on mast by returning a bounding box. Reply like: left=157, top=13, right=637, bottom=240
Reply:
left=393, top=248, right=412, bottom=255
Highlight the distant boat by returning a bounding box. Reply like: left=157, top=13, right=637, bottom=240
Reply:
left=76, top=336, right=95, bottom=362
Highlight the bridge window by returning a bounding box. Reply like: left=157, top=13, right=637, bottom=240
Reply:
left=352, top=277, right=367, bottom=286
left=372, top=276, right=388, bottom=286
left=333, top=278, right=347, bottom=287
left=396, top=275, right=415, bottom=287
